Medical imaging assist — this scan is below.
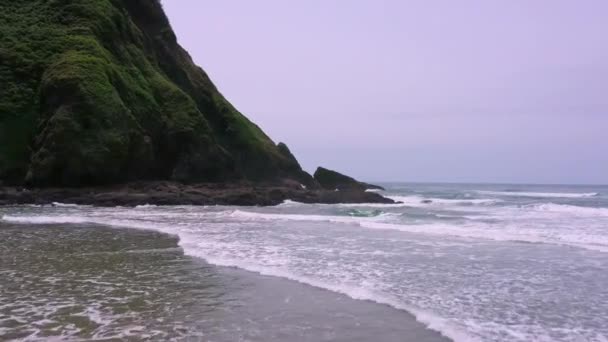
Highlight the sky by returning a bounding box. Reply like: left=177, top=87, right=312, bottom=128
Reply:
left=161, top=1, right=608, bottom=184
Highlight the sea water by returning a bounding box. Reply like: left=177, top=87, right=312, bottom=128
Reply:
left=1, top=183, right=607, bottom=341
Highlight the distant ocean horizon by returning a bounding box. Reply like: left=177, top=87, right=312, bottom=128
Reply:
left=2, top=182, right=608, bottom=341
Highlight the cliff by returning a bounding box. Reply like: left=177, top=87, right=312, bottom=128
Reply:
left=0, top=0, right=312, bottom=186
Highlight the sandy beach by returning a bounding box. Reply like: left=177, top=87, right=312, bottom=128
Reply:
left=0, top=222, right=448, bottom=341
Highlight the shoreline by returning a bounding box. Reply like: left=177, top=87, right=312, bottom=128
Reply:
left=0, top=181, right=395, bottom=207
left=0, top=221, right=449, bottom=341
left=216, top=258, right=453, bottom=342
left=3, top=183, right=607, bottom=341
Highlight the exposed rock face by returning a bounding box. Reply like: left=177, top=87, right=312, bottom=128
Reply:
left=0, top=0, right=310, bottom=187
left=313, top=167, right=385, bottom=191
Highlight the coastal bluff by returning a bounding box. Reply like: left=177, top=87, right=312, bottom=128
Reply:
left=0, top=0, right=391, bottom=205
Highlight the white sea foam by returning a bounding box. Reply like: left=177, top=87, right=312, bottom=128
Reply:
left=1, top=215, right=179, bottom=237
left=180, top=251, right=477, bottom=342
left=51, top=202, right=82, bottom=207
left=276, top=199, right=306, bottom=207
left=464, top=202, right=608, bottom=221
left=531, top=203, right=608, bottom=217
left=5, top=208, right=607, bottom=253
left=337, top=202, right=410, bottom=208
left=358, top=221, right=608, bottom=253
left=0, top=212, right=477, bottom=341
left=277, top=195, right=500, bottom=209
left=2, top=215, right=91, bottom=224
left=228, top=208, right=608, bottom=253
left=134, top=204, right=158, bottom=209
left=3, top=193, right=608, bottom=342
left=229, top=209, right=397, bottom=224
left=0, top=211, right=487, bottom=341
left=387, top=195, right=500, bottom=207
left=475, top=190, right=599, bottom=198
left=330, top=196, right=500, bottom=209
left=276, top=199, right=389, bottom=209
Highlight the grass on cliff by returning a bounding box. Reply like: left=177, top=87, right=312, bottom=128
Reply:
left=0, top=0, right=212, bottom=184
left=0, top=0, right=298, bottom=185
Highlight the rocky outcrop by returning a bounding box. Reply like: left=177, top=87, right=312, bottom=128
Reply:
left=0, top=182, right=394, bottom=207
left=313, top=167, right=385, bottom=191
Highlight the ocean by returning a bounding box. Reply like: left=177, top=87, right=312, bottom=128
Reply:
left=1, top=183, right=607, bottom=341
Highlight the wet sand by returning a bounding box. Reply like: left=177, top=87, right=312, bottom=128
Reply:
left=0, top=222, right=449, bottom=341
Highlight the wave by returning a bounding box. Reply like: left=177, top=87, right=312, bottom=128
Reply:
left=363, top=221, right=608, bottom=251
left=2, top=215, right=91, bottom=224
left=0, top=215, right=183, bottom=236
left=466, top=203, right=608, bottom=220
left=275, top=199, right=307, bottom=207
left=475, top=191, right=599, bottom=198
left=531, top=203, right=608, bottom=217
left=134, top=204, right=158, bottom=209
left=1, top=210, right=388, bottom=231
left=4, top=210, right=608, bottom=253
left=276, top=199, right=407, bottom=209
left=345, top=209, right=385, bottom=217
left=228, top=210, right=608, bottom=253
left=276, top=196, right=499, bottom=209
left=52, top=202, right=87, bottom=207
left=229, top=210, right=396, bottom=224
left=387, top=196, right=500, bottom=207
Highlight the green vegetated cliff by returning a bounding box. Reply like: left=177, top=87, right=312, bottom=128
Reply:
left=0, top=0, right=313, bottom=186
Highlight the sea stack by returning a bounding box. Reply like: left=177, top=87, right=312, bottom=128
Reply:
left=313, top=167, right=385, bottom=191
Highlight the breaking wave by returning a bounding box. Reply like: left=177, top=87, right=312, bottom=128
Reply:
left=475, top=191, right=598, bottom=198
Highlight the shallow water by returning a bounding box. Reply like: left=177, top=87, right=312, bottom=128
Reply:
left=0, top=223, right=446, bottom=341
left=2, top=183, right=608, bottom=341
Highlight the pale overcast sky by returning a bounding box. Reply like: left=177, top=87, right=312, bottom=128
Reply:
left=162, top=1, right=608, bottom=184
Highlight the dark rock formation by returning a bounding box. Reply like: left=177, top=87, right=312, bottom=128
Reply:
left=0, top=182, right=395, bottom=207
left=313, top=167, right=385, bottom=191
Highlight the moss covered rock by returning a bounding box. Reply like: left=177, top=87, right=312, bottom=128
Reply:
left=0, top=0, right=308, bottom=186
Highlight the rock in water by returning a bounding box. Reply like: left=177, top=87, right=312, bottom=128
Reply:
left=0, top=0, right=310, bottom=186
left=313, top=167, right=385, bottom=191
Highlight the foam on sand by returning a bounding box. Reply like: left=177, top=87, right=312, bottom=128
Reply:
left=182, top=252, right=477, bottom=342
left=2, top=195, right=608, bottom=342
left=0, top=212, right=473, bottom=342
left=2, top=215, right=91, bottom=224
